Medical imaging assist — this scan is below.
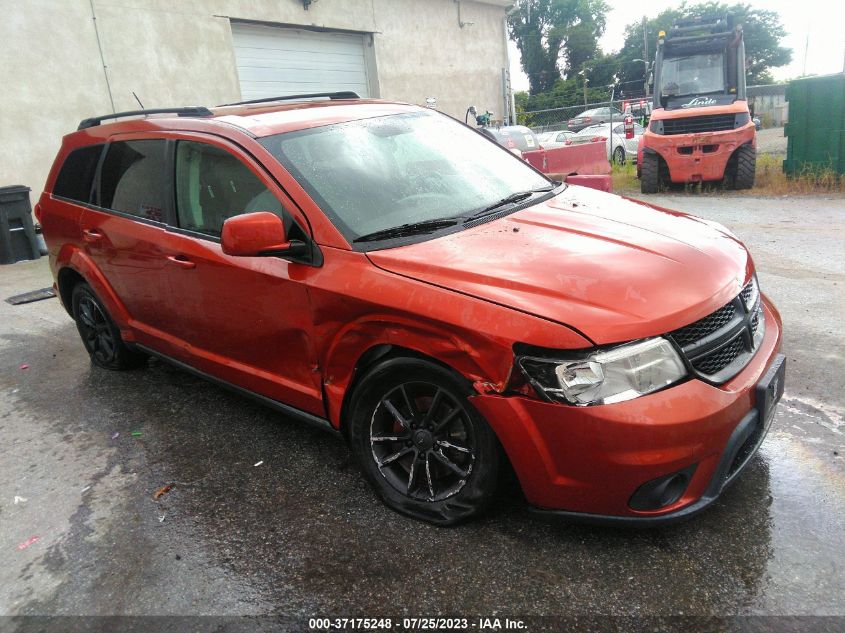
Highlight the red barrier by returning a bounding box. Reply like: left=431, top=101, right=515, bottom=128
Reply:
left=563, top=174, right=613, bottom=192
left=523, top=142, right=610, bottom=178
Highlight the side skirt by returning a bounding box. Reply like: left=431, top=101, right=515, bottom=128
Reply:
left=133, top=344, right=339, bottom=436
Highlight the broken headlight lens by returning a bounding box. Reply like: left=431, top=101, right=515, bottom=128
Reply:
left=518, top=338, right=687, bottom=406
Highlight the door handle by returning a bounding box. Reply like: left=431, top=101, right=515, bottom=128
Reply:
left=82, top=228, right=103, bottom=243
left=166, top=254, right=196, bottom=269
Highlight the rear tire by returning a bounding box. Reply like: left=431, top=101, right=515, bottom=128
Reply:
left=640, top=152, right=660, bottom=193
left=72, top=283, right=147, bottom=370
left=733, top=144, right=756, bottom=190
left=347, top=358, right=500, bottom=525
left=612, top=145, right=626, bottom=165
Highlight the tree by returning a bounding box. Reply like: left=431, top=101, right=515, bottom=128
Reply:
left=615, top=2, right=792, bottom=90
left=508, top=0, right=609, bottom=94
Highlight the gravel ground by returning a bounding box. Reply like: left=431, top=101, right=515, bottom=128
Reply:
left=0, top=192, right=843, bottom=631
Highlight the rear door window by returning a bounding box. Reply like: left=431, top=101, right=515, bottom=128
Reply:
left=98, top=140, right=168, bottom=222
left=53, top=145, right=104, bottom=203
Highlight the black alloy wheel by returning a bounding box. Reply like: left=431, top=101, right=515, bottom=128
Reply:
left=370, top=381, right=476, bottom=502
left=71, top=283, right=147, bottom=370
left=349, top=359, right=500, bottom=525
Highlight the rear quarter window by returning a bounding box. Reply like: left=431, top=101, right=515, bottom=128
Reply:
left=53, top=144, right=104, bottom=203
left=99, top=140, right=168, bottom=222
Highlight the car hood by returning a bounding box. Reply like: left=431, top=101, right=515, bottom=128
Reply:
left=366, top=186, right=751, bottom=345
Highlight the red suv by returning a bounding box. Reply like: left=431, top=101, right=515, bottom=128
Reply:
left=38, top=93, right=784, bottom=525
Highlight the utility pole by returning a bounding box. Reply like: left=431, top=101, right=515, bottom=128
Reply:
left=803, top=34, right=809, bottom=76
left=579, top=68, right=590, bottom=105
left=643, top=16, right=649, bottom=97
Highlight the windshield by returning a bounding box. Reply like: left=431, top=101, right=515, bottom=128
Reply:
left=260, top=112, right=550, bottom=244
left=660, top=53, right=725, bottom=97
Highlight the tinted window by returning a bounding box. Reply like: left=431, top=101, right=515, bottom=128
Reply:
left=174, top=141, right=291, bottom=238
left=99, top=140, right=167, bottom=222
left=53, top=144, right=104, bottom=203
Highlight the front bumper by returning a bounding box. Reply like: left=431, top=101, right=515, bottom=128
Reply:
left=469, top=297, right=782, bottom=523
left=641, top=122, right=756, bottom=183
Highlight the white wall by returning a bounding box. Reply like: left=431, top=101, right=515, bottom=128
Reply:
left=0, top=0, right=510, bottom=203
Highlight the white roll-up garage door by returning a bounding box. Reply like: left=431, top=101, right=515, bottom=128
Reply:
left=231, top=23, right=370, bottom=100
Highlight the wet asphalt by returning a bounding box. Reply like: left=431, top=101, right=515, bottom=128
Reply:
left=0, top=193, right=843, bottom=627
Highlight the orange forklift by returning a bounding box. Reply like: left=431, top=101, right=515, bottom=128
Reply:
left=638, top=15, right=756, bottom=193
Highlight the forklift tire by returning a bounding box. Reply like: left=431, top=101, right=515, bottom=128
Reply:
left=733, top=144, right=756, bottom=190
left=640, top=152, right=660, bottom=194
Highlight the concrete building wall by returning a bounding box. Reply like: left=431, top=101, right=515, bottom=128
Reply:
left=0, top=0, right=510, bottom=204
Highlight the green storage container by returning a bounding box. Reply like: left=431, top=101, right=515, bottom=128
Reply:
left=783, top=73, right=845, bottom=176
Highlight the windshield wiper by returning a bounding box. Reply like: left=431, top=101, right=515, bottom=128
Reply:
left=462, top=185, right=557, bottom=223
left=353, top=218, right=459, bottom=243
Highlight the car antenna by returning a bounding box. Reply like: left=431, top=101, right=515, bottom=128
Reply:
left=132, top=92, right=145, bottom=110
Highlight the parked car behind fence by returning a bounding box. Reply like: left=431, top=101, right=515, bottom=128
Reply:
left=567, top=106, right=624, bottom=132
left=570, top=122, right=644, bottom=164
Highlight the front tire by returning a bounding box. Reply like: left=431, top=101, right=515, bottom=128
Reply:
left=72, top=283, right=147, bottom=370
left=640, top=151, right=660, bottom=193
left=733, top=144, right=756, bottom=190
left=347, top=359, right=500, bottom=525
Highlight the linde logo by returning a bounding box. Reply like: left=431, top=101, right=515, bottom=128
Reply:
left=681, top=97, right=718, bottom=108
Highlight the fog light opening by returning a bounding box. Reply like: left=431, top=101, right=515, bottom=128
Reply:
left=659, top=473, right=689, bottom=507
left=629, top=464, right=697, bottom=511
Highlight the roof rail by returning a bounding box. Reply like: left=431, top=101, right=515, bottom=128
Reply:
left=78, top=106, right=214, bottom=130
left=219, top=91, right=361, bottom=107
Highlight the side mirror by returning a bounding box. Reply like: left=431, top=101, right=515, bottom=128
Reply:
left=221, top=212, right=305, bottom=257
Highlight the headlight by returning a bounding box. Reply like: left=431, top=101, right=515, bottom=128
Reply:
left=517, top=338, right=687, bottom=406
left=650, top=119, right=664, bottom=134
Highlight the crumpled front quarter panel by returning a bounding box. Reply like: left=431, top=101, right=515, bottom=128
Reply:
left=309, top=248, right=592, bottom=428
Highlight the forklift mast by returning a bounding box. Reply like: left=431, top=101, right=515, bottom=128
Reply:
left=652, top=14, right=746, bottom=110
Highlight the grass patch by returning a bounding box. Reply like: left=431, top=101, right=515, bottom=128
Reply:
left=752, top=153, right=845, bottom=196
left=611, top=161, right=639, bottom=192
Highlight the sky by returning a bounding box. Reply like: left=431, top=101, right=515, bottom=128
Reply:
left=508, top=0, right=845, bottom=92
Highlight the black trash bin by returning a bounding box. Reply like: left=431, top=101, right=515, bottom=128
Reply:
left=0, top=185, right=40, bottom=264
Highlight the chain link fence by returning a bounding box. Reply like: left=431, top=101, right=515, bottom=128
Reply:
left=517, top=99, right=635, bottom=133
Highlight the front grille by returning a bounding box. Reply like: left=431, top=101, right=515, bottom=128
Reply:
left=662, top=114, right=736, bottom=135
left=668, top=279, right=763, bottom=383
left=671, top=302, right=736, bottom=346
left=692, top=336, right=744, bottom=375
